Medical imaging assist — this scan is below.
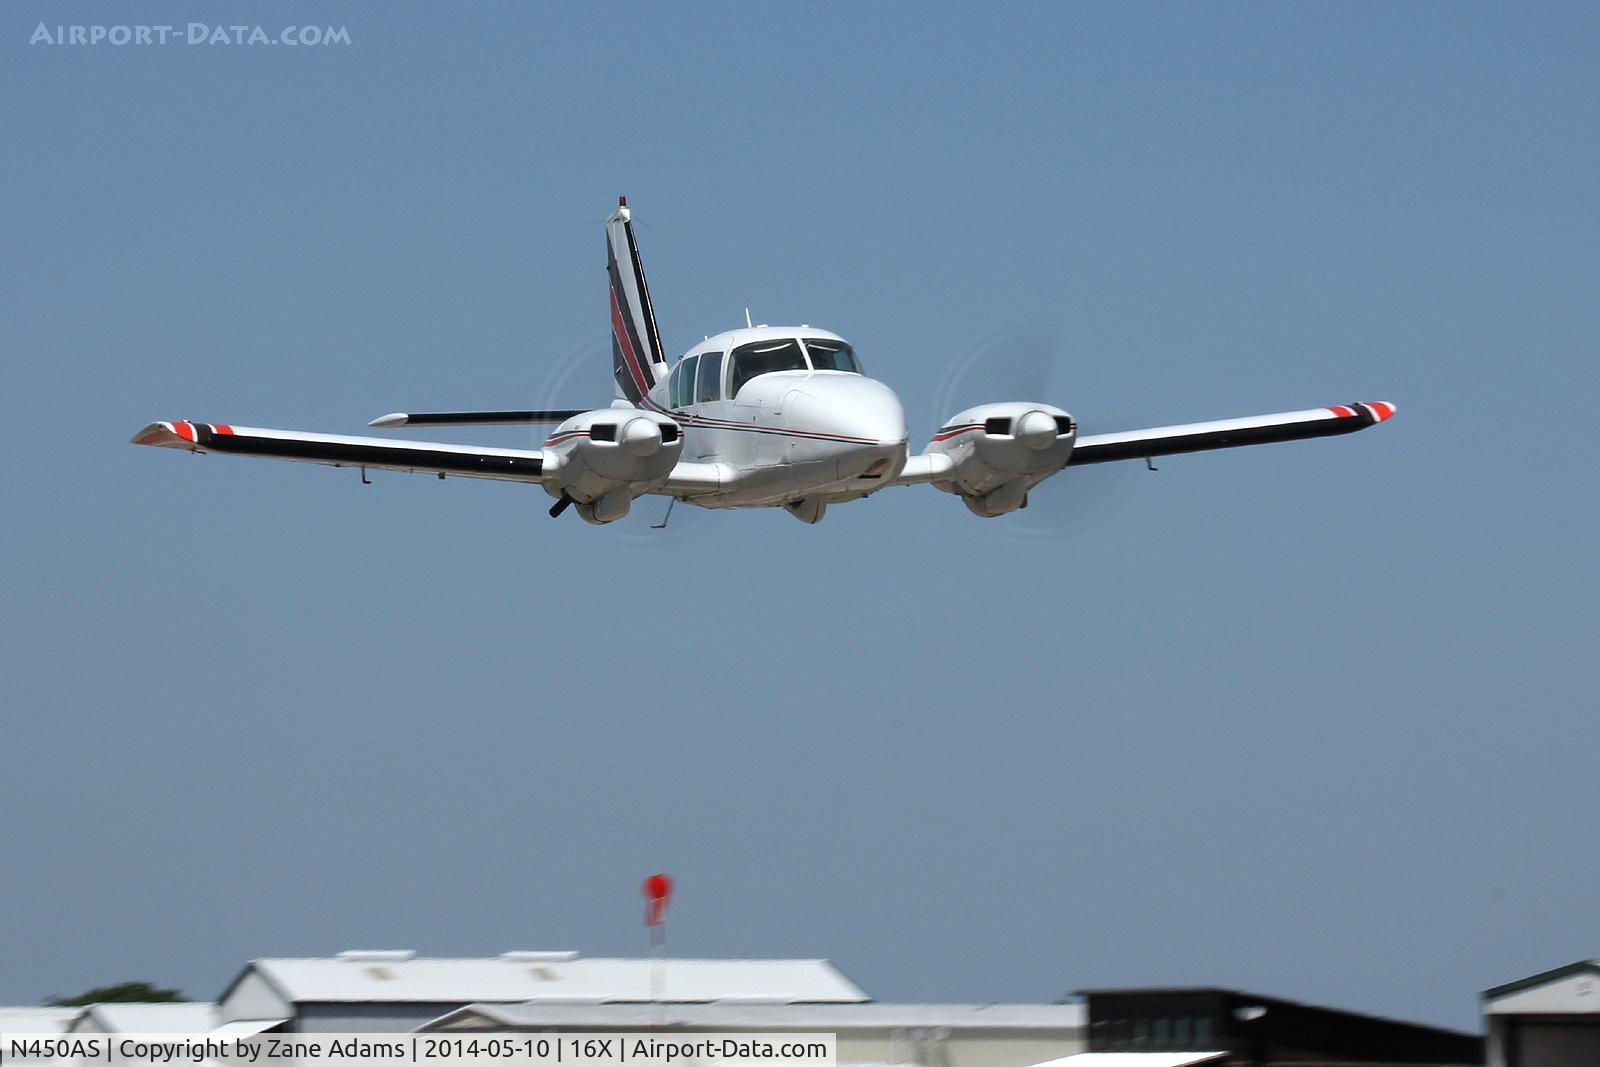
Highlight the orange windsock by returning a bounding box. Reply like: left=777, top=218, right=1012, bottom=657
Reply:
left=642, top=874, right=673, bottom=926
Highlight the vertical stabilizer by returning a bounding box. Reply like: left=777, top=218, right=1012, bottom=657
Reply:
left=607, top=197, right=668, bottom=405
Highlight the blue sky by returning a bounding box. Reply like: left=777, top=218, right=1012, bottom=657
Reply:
left=2, top=1, right=1597, bottom=1030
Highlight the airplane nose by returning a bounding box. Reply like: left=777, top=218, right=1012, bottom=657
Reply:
left=790, top=376, right=905, bottom=446
left=857, top=383, right=907, bottom=446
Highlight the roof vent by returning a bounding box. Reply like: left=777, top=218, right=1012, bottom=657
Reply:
left=500, top=951, right=579, bottom=962
left=337, top=950, right=416, bottom=962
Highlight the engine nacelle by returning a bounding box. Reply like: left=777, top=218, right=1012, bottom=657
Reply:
left=924, top=402, right=1076, bottom=517
left=541, top=408, right=682, bottom=524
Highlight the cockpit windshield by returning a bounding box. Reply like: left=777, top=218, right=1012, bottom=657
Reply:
left=802, top=337, right=861, bottom=374
left=726, top=336, right=865, bottom=398
left=729, top=338, right=808, bottom=397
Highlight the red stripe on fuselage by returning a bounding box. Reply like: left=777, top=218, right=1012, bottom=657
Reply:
left=641, top=399, right=882, bottom=445
left=543, top=431, right=588, bottom=447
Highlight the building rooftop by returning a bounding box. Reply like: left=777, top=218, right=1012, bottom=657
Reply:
left=70, top=1002, right=219, bottom=1033
left=1482, top=959, right=1600, bottom=1002
left=226, top=952, right=870, bottom=1005
left=0, top=1007, right=81, bottom=1033
left=424, top=1001, right=1086, bottom=1031
left=1481, top=958, right=1600, bottom=1016
left=1076, top=986, right=1481, bottom=1040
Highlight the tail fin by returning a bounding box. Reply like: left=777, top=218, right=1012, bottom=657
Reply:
left=606, top=197, right=669, bottom=405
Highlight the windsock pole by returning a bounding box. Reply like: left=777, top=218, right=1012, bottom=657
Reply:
left=642, top=874, right=674, bottom=1030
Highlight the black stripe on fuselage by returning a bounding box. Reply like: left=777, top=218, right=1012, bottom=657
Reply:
left=1066, top=413, right=1364, bottom=466
left=203, top=432, right=544, bottom=478
left=640, top=399, right=880, bottom=445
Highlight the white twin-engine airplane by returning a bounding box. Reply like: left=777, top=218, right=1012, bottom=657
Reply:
left=133, top=198, right=1396, bottom=526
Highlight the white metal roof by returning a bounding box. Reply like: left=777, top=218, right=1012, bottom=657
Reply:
left=74, top=1003, right=219, bottom=1033
left=211, top=1019, right=288, bottom=1036
left=424, top=1002, right=1085, bottom=1032
left=1483, top=959, right=1600, bottom=1014
left=1031, top=1055, right=1226, bottom=1067
left=237, top=955, right=869, bottom=1005
left=0, top=1007, right=81, bottom=1033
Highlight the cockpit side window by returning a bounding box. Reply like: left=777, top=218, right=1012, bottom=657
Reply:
left=729, top=339, right=807, bottom=398
left=802, top=337, right=861, bottom=374
left=672, top=355, right=699, bottom=409
left=695, top=352, right=724, bottom=404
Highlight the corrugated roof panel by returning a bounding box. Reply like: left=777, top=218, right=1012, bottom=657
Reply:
left=0, top=1007, right=81, bottom=1034
left=83, top=1003, right=219, bottom=1032
left=424, top=1002, right=1086, bottom=1031
left=211, top=1019, right=289, bottom=1036
left=246, top=956, right=869, bottom=1005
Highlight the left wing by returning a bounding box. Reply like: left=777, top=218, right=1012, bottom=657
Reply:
left=130, top=420, right=547, bottom=482
left=1066, top=402, right=1395, bottom=466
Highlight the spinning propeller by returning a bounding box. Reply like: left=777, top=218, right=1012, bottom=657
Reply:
left=929, top=324, right=1137, bottom=539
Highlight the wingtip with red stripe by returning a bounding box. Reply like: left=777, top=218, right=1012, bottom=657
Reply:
left=131, top=421, right=188, bottom=448
left=130, top=420, right=234, bottom=449
left=1362, top=401, right=1397, bottom=422
left=1327, top=402, right=1397, bottom=425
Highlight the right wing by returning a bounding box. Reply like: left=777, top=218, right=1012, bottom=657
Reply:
left=130, top=420, right=547, bottom=483
left=1067, top=402, right=1396, bottom=466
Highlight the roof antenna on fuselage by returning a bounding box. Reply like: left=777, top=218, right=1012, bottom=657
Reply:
left=745, top=308, right=753, bottom=329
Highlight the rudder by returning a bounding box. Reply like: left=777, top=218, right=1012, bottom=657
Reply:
left=607, top=197, right=668, bottom=405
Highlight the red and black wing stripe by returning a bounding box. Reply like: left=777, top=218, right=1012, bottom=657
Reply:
left=131, top=421, right=546, bottom=482
left=1066, top=402, right=1396, bottom=466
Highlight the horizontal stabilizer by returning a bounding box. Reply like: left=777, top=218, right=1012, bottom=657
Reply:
left=368, top=410, right=586, bottom=428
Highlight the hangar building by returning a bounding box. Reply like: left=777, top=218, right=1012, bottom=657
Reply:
left=216, top=950, right=868, bottom=1033
left=1075, top=987, right=1483, bottom=1066
left=0, top=1008, right=78, bottom=1035
left=67, top=1002, right=219, bottom=1033
left=1482, top=959, right=1600, bottom=1067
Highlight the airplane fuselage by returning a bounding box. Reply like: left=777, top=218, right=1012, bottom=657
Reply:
left=636, top=326, right=909, bottom=509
